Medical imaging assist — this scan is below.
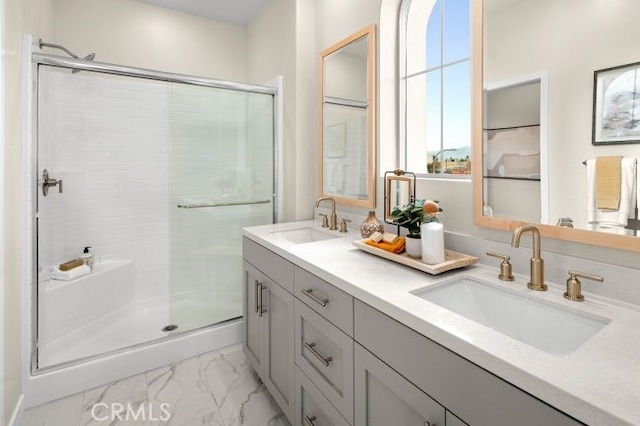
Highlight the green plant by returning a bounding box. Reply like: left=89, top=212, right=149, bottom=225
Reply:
left=391, top=199, right=425, bottom=237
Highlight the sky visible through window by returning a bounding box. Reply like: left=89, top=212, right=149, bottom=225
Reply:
left=405, top=0, right=471, bottom=175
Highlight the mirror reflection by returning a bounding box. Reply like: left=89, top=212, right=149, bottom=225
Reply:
left=482, top=0, right=640, bottom=237
left=320, top=25, right=376, bottom=208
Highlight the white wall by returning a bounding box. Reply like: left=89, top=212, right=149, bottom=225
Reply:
left=4, top=0, right=54, bottom=422
left=52, top=0, right=247, bottom=82
left=246, top=0, right=298, bottom=220
left=486, top=0, right=640, bottom=229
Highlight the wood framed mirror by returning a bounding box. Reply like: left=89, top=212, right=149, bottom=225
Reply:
left=319, top=24, right=376, bottom=208
left=472, top=0, right=640, bottom=252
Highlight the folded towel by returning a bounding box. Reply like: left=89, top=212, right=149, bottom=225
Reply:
left=595, top=156, right=622, bottom=210
left=587, top=158, right=636, bottom=227
left=51, top=264, right=91, bottom=281
left=365, top=236, right=406, bottom=254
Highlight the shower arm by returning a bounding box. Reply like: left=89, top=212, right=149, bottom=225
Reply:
left=39, top=39, right=79, bottom=59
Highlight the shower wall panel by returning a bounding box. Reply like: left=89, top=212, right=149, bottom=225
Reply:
left=38, top=68, right=171, bottom=306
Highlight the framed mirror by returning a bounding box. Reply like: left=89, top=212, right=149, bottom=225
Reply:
left=319, top=24, right=376, bottom=208
left=473, top=0, right=640, bottom=251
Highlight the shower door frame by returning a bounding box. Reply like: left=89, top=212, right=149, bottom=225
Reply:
left=30, top=52, right=281, bottom=375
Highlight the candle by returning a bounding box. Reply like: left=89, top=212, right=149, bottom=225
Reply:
left=421, top=222, right=445, bottom=264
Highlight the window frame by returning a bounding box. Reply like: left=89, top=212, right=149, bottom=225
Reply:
left=398, top=0, right=472, bottom=179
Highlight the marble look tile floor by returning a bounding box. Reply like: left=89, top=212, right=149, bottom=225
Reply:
left=22, top=344, right=290, bottom=426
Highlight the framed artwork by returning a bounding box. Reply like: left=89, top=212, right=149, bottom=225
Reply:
left=593, top=61, right=640, bottom=145
left=325, top=123, right=346, bottom=158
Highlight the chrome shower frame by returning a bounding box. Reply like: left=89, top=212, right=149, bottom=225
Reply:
left=30, top=52, right=281, bottom=376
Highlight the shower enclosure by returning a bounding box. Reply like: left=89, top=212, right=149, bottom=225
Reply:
left=33, top=53, right=278, bottom=372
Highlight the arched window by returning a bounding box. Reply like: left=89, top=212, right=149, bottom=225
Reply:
left=400, top=0, right=471, bottom=176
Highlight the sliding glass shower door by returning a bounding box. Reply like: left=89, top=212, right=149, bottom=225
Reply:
left=36, top=64, right=275, bottom=370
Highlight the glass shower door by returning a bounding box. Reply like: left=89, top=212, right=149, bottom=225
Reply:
left=168, top=85, right=274, bottom=332
left=35, top=63, right=275, bottom=370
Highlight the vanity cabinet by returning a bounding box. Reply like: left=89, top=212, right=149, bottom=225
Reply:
left=354, top=343, right=445, bottom=426
left=243, top=237, right=583, bottom=426
left=354, top=300, right=582, bottom=426
left=242, top=238, right=295, bottom=422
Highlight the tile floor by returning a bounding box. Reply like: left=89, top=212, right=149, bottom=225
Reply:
left=22, top=344, right=290, bottom=426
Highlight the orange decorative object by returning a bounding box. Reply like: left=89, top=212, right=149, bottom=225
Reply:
left=364, top=236, right=406, bottom=254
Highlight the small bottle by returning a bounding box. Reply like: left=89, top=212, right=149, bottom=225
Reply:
left=483, top=203, right=494, bottom=217
left=80, top=246, right=94, bottom=270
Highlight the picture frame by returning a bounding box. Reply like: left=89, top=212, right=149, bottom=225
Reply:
left=592, top=61, right=640, bottom=145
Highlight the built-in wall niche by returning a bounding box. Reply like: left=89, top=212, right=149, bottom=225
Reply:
left=482, top=74, right=548, bottom=223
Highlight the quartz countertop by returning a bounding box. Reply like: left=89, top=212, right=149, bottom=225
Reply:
left=243, top=220, right=640, bottom=426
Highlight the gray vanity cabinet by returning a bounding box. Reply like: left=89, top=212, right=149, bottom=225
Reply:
left=354, top=343, right=445, bottom=426
left=354, top=300, right=583, bottom=426
left=243, top=239, right=584, bottom=426
left=242, top=238, right=295, bottom=422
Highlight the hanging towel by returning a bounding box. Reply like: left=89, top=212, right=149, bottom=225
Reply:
left=595, top=156, right=622, bottom=210
left=587, top=158, right=637, bottom=227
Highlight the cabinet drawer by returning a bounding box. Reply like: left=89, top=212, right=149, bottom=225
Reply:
left=354, top=300, right=583, bottom=426
left=243, top=237, right=294, bottom=293
left=295, top=267, right=353, bottom=335
left=294, top=367, right=350, bottom=426
left=295, top=299, right=354, bottom=423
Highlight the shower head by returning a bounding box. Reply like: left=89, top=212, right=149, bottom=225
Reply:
left=39, top=39, right=96, bottom=72
left=71, top=52, right=96, bottom=73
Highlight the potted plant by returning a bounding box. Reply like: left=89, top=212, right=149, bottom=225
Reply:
left=391, top=199, right=424, bottom=258
left=391, top=199, right=442, bottom=258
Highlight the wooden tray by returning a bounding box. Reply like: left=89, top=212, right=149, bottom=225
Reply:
left=352, top=239, right=478, bottom=275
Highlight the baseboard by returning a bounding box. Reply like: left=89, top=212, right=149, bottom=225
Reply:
left=8, top=394, right=24, bottom=426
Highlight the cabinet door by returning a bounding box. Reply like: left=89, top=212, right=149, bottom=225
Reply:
left=262, top=278, right=295, bottom=422
left=354, top=343, right=445, bottom=426
left=294, top=366, right=350, bottom=426
left=446, top=411, right=468, bottom=426
left=243, top=262, right=264, bottom=375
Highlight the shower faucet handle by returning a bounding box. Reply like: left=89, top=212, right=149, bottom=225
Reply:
left=42, top=169, right=63, bottom=196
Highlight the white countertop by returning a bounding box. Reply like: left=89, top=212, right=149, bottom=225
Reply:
left=243, top=220, right=640, bottom=426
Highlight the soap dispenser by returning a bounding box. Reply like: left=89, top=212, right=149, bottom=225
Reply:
left=80, top=246, right=94, bottom=270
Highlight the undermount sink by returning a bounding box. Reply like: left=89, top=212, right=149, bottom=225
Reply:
left=272, top=227, right=339, bottom=244
left=412, top=277, right=610, bottom=356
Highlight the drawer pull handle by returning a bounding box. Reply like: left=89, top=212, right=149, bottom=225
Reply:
left=254, top=280, right=261, bottom=313
left=303, top=341, right=333, bottom=367
left=301, top=288, right=329, bottom=307
left=304, top=415, right=317, bottom=426
left=257, top=282, right=267, bottom=317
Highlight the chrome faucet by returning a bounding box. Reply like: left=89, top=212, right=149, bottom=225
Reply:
left=511, top=225, right=547, bottom=291
left=315, top=197, right=338, bottom=230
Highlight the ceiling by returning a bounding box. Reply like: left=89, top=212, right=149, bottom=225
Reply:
left=136, top=0, right=269, bottom=26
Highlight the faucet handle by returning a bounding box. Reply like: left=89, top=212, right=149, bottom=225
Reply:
left=339, top=218, right=351, bottom=233
left=486, top=252, right=514, bottom=281
left=564, top=270, right=603, bottom=302
left=319, top=213, right=329, bottom=228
